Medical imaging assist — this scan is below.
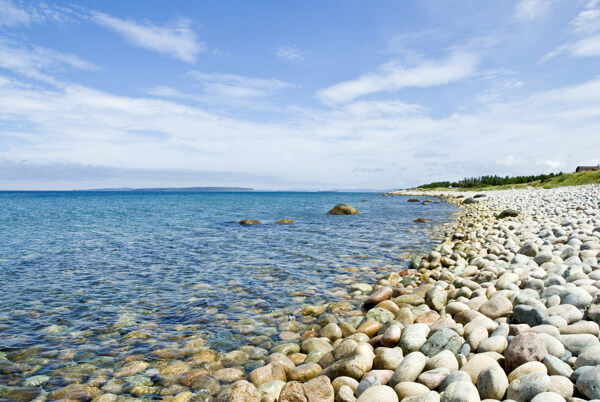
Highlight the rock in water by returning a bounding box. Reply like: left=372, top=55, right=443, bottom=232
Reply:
left=276, top=218, right=294, bottom=224
left=407, top=198, right=420, bottom=202
left=327, top=204, right=359, bottom=215
left=413, top=218, right=427, bottom=223
left=239, top=219, right=261, bottom=225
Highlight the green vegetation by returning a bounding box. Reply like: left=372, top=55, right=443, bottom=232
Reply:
left=417, top=170, right=600, bottom=191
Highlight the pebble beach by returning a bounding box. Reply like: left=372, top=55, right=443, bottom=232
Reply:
left=215, top=185, right=600, bottom=402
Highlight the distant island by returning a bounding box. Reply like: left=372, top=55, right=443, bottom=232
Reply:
left=79, top=187, right=254, bottom=192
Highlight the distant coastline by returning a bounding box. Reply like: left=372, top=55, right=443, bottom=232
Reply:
left=77, top=186, right=254, bottom=192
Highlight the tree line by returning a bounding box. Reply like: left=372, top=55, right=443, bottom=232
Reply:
left=418, top=172, right=564, bottom=189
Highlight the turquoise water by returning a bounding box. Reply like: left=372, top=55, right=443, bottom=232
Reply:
left=0, top=191, right=455, bottom=396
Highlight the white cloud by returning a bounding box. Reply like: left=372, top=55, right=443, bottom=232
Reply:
left=571, top=9, right=600, bottom=33
left=91, top=11, right=206, bottom=63
left=1, top=70, right=600, bottom=189
left=275, top=46, right=303, bottom=61
left=0, top=39, right=98, bottom=83
left=0, top=0, right=31, bottom=26
left=317, top=52, right=478, bottom=105
left=542, top=34, right=600, bottom=60
left=514, top=0, right=550, bottom=21
left=542, top=1, right=600, bottom=61
left=0, top=1, right=77, bottom=27
left=570, top=34, right=600, bottom=56
left=187, top=72, right=294, bottom=98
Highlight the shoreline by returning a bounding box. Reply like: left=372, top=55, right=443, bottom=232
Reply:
left=216, top=185, right=600, bottom=401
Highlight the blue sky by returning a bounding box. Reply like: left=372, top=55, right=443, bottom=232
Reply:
left=0, top=0, right=599, bottom=190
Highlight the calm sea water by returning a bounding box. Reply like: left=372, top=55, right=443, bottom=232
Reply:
left=0, top=191, right=455, bottom=395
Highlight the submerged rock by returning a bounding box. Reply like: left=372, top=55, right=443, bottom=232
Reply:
left=276, top=218, right=294, bottom=224
left=327, top=204, right=360, bottom=215
left=239, top=219, right=262, bottom=225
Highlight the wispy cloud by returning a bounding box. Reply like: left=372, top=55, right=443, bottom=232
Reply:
left=0, top=39, right=99, bottom=83
left=570, top=34, right=600, bottom=56
left=274, top=45, right=318, bottom=66
left=0, top=0, right=31, bottom=26
left=514, top=0, right=550, bottom=21
left=542, top=34, right=600, bottom=61
left=571, top=8, right=600, bottom=34
left=541, top=1, right=600, bottom=61
left=187, top=71, right=294, bottom=98
left=0, top=0, right=76, bottom=27
left=91, top=11, right=206, bottom=63
left=317, top=52, right=479, bottom=105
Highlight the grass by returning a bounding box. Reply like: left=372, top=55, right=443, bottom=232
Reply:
left=415, top=170, right=600, bottom=192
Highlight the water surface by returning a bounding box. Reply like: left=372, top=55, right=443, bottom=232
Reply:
left=0, top=191, right=456, bottom=395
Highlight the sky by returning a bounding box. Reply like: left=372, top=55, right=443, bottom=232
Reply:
left=0, top=0, right=599, bottom=190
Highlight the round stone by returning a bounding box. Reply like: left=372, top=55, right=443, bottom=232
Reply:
left=394, top=382, right=430, bottom=400
left=506, top=372, right=551, bottom=402
left=349, top=381, right=384, bottom=400
left=576, top=365, right=600, bottom=399
left=504, top=332, right=548, bottom=372
left=421, top=328, right=464, bottom=358
left=477, top=364, right=508, bottom=400
left=478, top=297, right=512, bottom=319
left=441, top=381, right=481, bottom=402
left=389, top=351, right=427, bottom=387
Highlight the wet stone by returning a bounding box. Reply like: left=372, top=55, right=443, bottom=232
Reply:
left=287, top=363, right=321, bottom=383
left=49, top=384, right=103, bottom=401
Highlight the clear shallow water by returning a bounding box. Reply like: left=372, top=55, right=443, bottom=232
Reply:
left=0, top=191, right=455, bottom=394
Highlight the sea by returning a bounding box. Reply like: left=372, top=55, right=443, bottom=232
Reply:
left=0, top=191, right=456, bottom=397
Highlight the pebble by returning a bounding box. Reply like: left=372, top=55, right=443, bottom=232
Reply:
left=302, top=375, right=334, bottom=401
left=460, top=354, right=500, bottom=384
left=421, top=328, right=464, bottom=357
left=394, top=382, right=430, bottom=399
left=504, top=332, right=548, bottom=372
left=543, top=355, right=573, bottom=377
left=373, top=347, right=403, bottom=371
left=547, top=375, right=574, bottom=399
left=332, top=376, right=359, bottom=394
left=400, top=324, right=430, bottom=354
left=478, top=296, right=513, bottom=319
left=507, top=361, right=547, bottom=382
left=477, top=364, right=508, bottom=400
left=287, top=363, right=322, bottom=382
left=575, top=365, right=600, bottom=399
left=356, top=376, right=380, bottom=396
left=506, top=372, right=551, bottom=401
left=389, top=351, right=427, bottom=387
left=417, top=367, right=450, bottom=389
left=530, top=392, right=566, bottom=402
left=336, top=385, right=357, bottom=402
left=441, top=381, right=481, bottom=402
